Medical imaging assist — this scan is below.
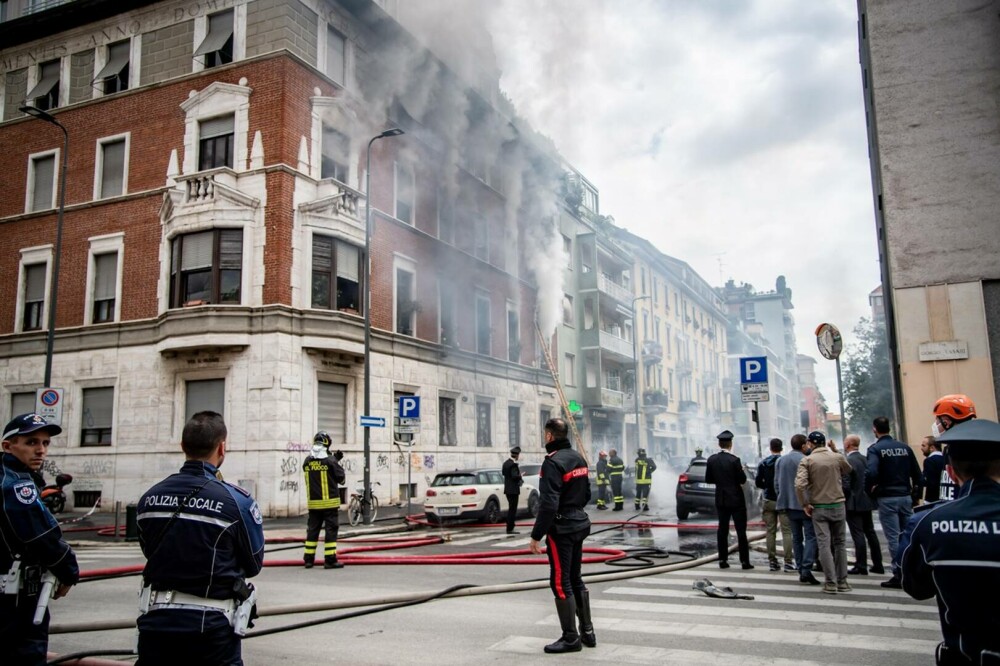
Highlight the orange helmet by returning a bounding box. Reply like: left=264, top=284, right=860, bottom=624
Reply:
left=933, top=394, right=976, bottom=421
left=598, top=450, right=608, bottom=457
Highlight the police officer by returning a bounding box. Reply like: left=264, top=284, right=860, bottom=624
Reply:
left=865, top=416, right=921, bottom=588
left=502, top=446, right=523, bottom=535
left=594, top=450, right=609, bottom=510
left=529, top=418, right=593, bottom=653
left=136, top=411, right=264, bottom=665
left=302, top=432, right=346, bottom=568
left=901, top=418, right=1000, bottom=665
left=1, top=413, right=79, bottom=665
left=606, top=448, right=625, bottom=511
left=633, top=448, right=657, bottom=511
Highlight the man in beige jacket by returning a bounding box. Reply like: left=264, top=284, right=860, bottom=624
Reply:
left=795, top=431, right=853, bottom=594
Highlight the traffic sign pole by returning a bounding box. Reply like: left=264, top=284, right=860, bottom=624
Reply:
left=754, top=401, right=762, bottom=459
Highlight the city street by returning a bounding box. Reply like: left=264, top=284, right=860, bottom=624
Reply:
left=48, top=501, right=937, bottom=665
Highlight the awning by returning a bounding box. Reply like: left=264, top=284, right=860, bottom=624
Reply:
left=26, top=70, right=59, bottom=101
left=194, top=20, right=233, bottom=57
left=93, top=47, right=130, bottom=82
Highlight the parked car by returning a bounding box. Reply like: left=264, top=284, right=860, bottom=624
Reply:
left=521, top=462, right=635, bottom=504
left=424, top=468, right=539, bottom=525
left=674, top=459, right=762, bottom=520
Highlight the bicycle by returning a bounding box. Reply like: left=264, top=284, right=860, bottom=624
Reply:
left=347, top=481, right=380, bottom=526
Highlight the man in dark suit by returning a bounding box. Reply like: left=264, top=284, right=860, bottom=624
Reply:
left=705, top=430, right=753, bottom=570
left=844, top=435, right=884, bottom=575
left=919, top=435, right=946, bottom=503
left=502, top=446, right=523, bottom=535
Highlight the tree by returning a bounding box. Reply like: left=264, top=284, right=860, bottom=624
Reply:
left=841, top=317, right=894, bottom=434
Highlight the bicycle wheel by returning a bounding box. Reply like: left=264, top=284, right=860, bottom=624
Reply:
left=370, top=495, right=379, bottom=522
left=348, top=496, right=362, bottom=526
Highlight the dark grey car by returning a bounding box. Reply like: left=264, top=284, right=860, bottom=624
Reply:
left=674, top=459, right=762, bottom=520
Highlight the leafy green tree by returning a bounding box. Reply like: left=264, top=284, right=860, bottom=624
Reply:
left=841, top=317, right=894, bottom=434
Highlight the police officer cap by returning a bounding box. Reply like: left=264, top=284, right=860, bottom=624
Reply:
left=2, top=413, right=62, bottom=441
left=716, top=430, right=734, bottom=441
left=807, top=431, right=826, bottom=446
left=510, top=446, right=521, bottom=455
left=936, top=418, right=1000, bottom=461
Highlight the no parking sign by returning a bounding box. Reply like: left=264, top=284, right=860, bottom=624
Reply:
left=35, top=388, right=64, bottom=426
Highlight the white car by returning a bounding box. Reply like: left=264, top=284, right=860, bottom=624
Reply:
left=424, top=468, right=540, bottom=524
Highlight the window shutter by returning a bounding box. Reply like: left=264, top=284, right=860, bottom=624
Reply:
left=185, top=379, right=225, bottom=422
left=335, top=241, right=358, bottom=281
left=82, top=387, right=114, bottom=429
left=219, top=229, right=242, bottom=269
left=181, top=231, right=213, bottom=270
left=101, top=140, right=126, bottom=198
left=199, top=115, right=234, bottom=138
left=317, top=381, right=347, bottom=445
left=326, top=27, right=345, bottom=84
left=313, top=236, right=332, bottom=271
left=94, top=253, right=117, bottom=300
left=32, top=156, right=55, bottom=211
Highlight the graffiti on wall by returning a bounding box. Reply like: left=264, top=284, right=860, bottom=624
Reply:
left=279, top=479, right=299, bottom=493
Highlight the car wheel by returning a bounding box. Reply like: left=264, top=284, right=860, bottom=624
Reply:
left=482, top=498, right=501, bottom=524
left=527, top=491, right=539, bottom=517
left=424, top=512, right=441, bottom=526
left=676, top=505, right=690, bottom=521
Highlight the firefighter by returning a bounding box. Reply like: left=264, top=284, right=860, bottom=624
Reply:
left=634, top=448, right=657, bottom=511
left=1, top=414, right=79, bottom=666
left=594, top=450, right=610, bottom=509
left=607, top=449, right=625, bottom=511
left=136, top=411, right=264, bottom=665
left=901, top=418, right=1000, bottom=665
left=930, top=394, right=977, bottom=502
left=302, top=432, right=346, bottom=569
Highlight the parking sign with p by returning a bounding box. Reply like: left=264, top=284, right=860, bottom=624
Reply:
left=740, top=357, right=768, bottom=383
left=399, top=396, right=420, bottom=419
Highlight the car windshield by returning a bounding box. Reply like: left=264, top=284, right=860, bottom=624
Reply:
left=431, top=474, right=477, bottom=487
left=685, top=461, right=708, bottom=482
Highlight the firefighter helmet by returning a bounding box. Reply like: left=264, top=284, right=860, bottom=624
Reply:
left=313, top=431, right=333, bottom=448
left=933, top=394, right=976, bottom=422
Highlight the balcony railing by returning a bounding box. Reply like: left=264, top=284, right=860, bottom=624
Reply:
left=601, top=387, right=625, bottom=409
left=598, top=330, right=634, bottom=358
left=676, top=359, right=693, bottom=375
left=643, top=389, right=669, bottom=407
left=642, top=340, right=663, bottom=365
left=597, top=274, right=632, bottom=305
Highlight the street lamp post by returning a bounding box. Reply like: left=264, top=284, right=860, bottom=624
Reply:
left=19, top=106, right=68, bottom=389
left=362, top=128, right=404, bottom=526
left=630, top=295, right=651, bottom=460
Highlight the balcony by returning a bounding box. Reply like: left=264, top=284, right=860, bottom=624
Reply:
left=676, top=359, right=693, bottom=376
left=581, top=328, right=635, bottom=363
left=582, top=386, right=626, bottom=410
left=642, top=340, right=662, bottom=365
left=580, top=270, right=633, bottom=307
left=643, top=389, right=669, bottom=414
left=678, top=400, right=699, bottom=414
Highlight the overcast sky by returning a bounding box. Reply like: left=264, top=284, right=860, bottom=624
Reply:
left=476, top=0, right=878, bottom=410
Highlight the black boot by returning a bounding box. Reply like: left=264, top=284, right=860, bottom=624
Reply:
left=544, top=597, right=582, bottom=653
left=575, top=590, right=596, bottom=648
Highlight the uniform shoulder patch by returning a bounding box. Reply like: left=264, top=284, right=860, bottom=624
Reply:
left=250, top=501, right=263, bottom=525
left=13, top=480, right=39, bottom=505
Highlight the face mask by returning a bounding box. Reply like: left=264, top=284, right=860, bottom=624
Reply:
left=930, top=420, right=942, bottom=438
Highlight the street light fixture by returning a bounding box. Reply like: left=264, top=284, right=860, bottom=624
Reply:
left=362, top=127, right=404, bottom=526
left=19, top=105, right=68, bottom=389
left=630, top=294, right=651, bottom=460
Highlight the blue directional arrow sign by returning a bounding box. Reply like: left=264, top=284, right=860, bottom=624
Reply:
left=360, top=415, right=386, bottom=428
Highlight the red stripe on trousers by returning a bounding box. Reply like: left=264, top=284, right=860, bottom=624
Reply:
left=549, top=535, right=567, bottom=599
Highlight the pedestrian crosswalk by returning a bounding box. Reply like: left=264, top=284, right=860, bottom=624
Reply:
left=73, top=544, right=144, bottom=566
left=488, top=563, right=940, bottom=665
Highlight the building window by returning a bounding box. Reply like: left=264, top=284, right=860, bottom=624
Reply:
left=476, top=400, right=492, bottom=447
left=508, top=405, right=520, bottom=448
left=96, top=40, right=130, bottom=94
left=539, top=408, right=551, bottom=446
left=394, top=162, right=414, bottom=224
left=91, top=253, right=118, bottom=323
left=326, top=26, right=345, bottom=85
left=439, top=396, right=457, bottom=446
left=10, top=392, right=35, bottom=417
left=0, top=1, right=8, bottom=23
left=439, top=280, right=456, bottom=347
left=564, top=353, right=576, bottom=386
left=28, top=152, right=56, bottom=213
left=317, top=381, right=347, bottom=445
left=96, top=136, right=127, bottom=199
left=475, top=293, right=490, bottom=355
left=395, top=267, right=416, bottom=336
left=606, top=367, right=621, bottom=391
left=195, top=10, right=234, bottom=68
left=27, top=59, right=60, bottom=111
left=437, top=188, right=454, bottom=243
left=22, top=264, right=46, bottom=331
left=744, top=302, right=756, bottom=321
left=81, top=387, right=114, bottom=446
left=311, top=235, right=361, bottom=312
left=562, top=294, right=574, bottom=326
left=652, top=277, right=659, bottom=304
left=198, top=115, right=234, bottom=170
left=169, top=229, right=242, bottom=307
left=321, top=125, right=349, bottom=182
left=185, top=379, right=224, bottom=422
left=473, top=217, right=488, bottom=261
left=507, top=307, right=520, bottom=362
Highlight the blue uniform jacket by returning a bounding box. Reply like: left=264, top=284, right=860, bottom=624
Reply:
left=0, top=453, right=79, bottom=590
left=900, top=478, right=1000, bottom=661
left=865, top=435, right=921, bottom=497
left=136, top=460, right=264, bottom=633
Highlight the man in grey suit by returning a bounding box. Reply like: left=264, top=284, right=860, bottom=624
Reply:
left=844, top=435, right=884, bottom=575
